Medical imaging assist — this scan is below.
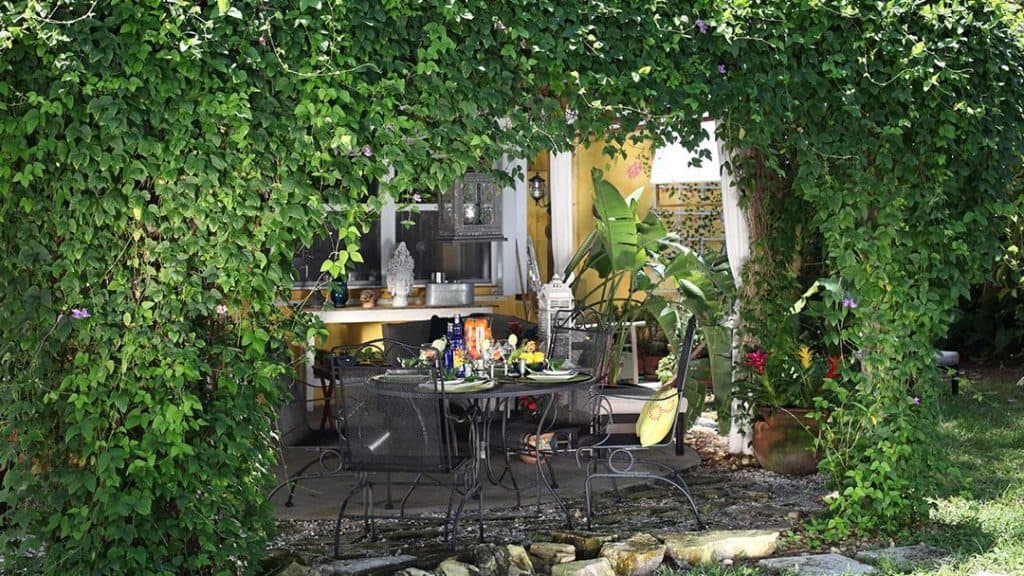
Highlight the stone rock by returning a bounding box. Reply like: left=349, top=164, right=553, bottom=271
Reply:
left=551, top=558, right=616, bottom=576
left=662, top=530, right=779, bottom=564
left=395, top=570, right=435, bottom=576
left=262, top=552, right=314, bottom=576
left=759, top=554, right=876, bottom=575
left=531, top=542, right=577, bottom=565
left=599, top=533, right=665, bottom=576
left=464, top=544, right=533, bottom=575
left=319, top=555, right=418, bottom=576
left=279, top=561, right=318, bottom=576
left=854, top=544, right=950, bottom=571
left=551, top=531, right=618, bottom=560
left=436, top=558, right=480, bottom=576
left=505, top=545, right=535, bottom=575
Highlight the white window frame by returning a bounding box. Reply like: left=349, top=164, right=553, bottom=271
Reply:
left=297, top=157, right=527, bottom=296
left=381, top=202, right=500, bottom=288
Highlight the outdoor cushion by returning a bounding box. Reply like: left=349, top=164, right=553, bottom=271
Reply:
left=635, top=383, right=680, bottom=447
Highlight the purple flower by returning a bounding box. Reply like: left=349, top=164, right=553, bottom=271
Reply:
left=216, top=304, right=228, bottom=316
left=71, top=308, right=90, bottom=320
left=258, top=35, right=266, bottom=46
left=842, top=297, right=858, bottom=309
left=361, top=145, right=374, bottom=157
left=912, top=396, right=921, bottom=405
left=717, top=64, right=727, bottom=75
left=695, top=19, right=708, bottom=34
left=412, top=193, right=423, bottom=203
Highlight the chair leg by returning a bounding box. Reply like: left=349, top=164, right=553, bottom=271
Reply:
left=667, top=472, right=706, bottom=530
left=584, top=474, right=595, bottom=530
left=399, top=473, right=423, bottom=517
left=282, top=455, right=322, bottom=507
left=333, top=476, right=366, bottom=558
left=449, top=485, right=473, bottom=550
left=604, top=460, right=622, bottom=502
left=545, top=458, right=559, bottom=489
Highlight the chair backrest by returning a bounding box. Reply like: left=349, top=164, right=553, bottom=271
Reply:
left=546, top=307, right=615, bottom=426
left=547, top=307, right=613, bottom=383
left=330, top=339, right=459, bottom=473
left=381, top=321, right=433, bottom=347
left=669, top=316, right=700, bottom=444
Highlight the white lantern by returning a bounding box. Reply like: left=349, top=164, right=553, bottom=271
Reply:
left=537, top=274, right=575, bottom=353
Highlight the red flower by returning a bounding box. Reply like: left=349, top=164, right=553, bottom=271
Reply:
left=825, top=356, right=839, bottom=379
left=745, top=350, right=768, bottom=375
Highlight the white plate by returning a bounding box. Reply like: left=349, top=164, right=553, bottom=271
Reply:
left=526, top=372, right=580, bottom=382
left=373, top=373, right=429, bottom=385
left=542, top=368, right=577, bottom=376
left=420, top=379, right=495, bottom=393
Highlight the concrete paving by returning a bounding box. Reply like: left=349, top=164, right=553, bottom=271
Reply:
left=270, top=442, right=701, bottom=522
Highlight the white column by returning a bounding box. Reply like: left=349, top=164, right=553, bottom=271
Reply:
left=549, top=150, right=575, bottom=277
left=499, top=156, right=528, bottom=296
left=719, top=141, right=755, bottom=455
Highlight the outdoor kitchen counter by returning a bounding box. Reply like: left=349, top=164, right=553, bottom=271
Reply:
left=307, top=303, right=494, bottom=324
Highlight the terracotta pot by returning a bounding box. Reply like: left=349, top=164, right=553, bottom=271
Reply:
left=519, top=432, right=555, bottom=465
left=640, top=354, right=664, bottom=378
left=752, top=407, right=821, bottom=475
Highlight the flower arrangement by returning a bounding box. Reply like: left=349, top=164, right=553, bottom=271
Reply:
left=737, top=278, right=855, bottom=409
left=742, top=344, right=840, bottom=408
left=506, top=334, right=546, bottom=368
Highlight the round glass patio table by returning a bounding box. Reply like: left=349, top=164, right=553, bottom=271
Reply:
left=362, top=372, right=597, bottom=540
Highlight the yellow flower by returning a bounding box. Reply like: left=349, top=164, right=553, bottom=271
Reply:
left=797, top=346, right=812, bottom=369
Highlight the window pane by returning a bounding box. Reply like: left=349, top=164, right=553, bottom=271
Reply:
left=293, top=221, right=381, bottom=286
left=396, top=211, right=491, bottom=283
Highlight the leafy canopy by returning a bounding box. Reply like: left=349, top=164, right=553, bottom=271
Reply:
left=1, top=0, right=1022, bottom=572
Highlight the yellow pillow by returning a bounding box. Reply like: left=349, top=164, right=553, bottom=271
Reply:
left=636, top=384, right=681, bottom=447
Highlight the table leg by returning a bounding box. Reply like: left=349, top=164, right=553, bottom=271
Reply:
left=534, top=396, right=573, bottom=528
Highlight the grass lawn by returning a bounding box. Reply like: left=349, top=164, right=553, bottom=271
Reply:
left=658, top=366, right=1024, bottom=576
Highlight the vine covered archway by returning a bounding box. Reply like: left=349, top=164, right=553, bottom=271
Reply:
left=1, top=1, right=1022, bottom=571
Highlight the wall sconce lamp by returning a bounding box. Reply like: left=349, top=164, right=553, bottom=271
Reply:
left=529, top=173, right=549, bottom=207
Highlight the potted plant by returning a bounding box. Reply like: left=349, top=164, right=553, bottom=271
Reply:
left=737, top=279, right=853, bottom=475
left=635, top=308, right=670, bottom=379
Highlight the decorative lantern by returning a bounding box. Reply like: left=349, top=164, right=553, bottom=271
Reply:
left=437, top=172, right=504, bottom=240
left=537, top=274, right=575, bottom=353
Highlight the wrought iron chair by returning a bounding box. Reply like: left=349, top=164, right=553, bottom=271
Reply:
left=268, top=341, right=409, bottom=508
left=487, top=307, right=613, bottom=505
left=329, top=339, right=473, bottom=557
left=577, top=315, right=705, bottom=530
left=269, top=375, right=344, bottom=508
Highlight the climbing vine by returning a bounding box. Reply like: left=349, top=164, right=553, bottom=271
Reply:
left=1, top=0, right=1022, bottom=572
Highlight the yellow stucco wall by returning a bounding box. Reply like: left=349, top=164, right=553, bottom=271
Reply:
left=570, top=138, right=656, bottom=305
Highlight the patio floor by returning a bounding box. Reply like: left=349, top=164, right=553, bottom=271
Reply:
left=271, top=443, right=702, bottom=522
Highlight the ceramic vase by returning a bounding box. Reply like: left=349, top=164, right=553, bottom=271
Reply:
left=330, top=276, right=349, bottom=307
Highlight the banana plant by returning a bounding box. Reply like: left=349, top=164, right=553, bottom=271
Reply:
left=563, top=169, right=735, bottom=426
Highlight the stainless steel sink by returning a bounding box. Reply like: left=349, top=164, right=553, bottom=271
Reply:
left=425, top=282, right=475, bottom=307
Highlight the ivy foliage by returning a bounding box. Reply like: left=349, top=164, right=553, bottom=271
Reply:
left=1, top=0, right=1023, bottom=572
left=706, top=1, right=1024, bottom=536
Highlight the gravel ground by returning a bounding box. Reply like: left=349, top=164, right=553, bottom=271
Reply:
left=268, top=416, right=829, bottom=566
